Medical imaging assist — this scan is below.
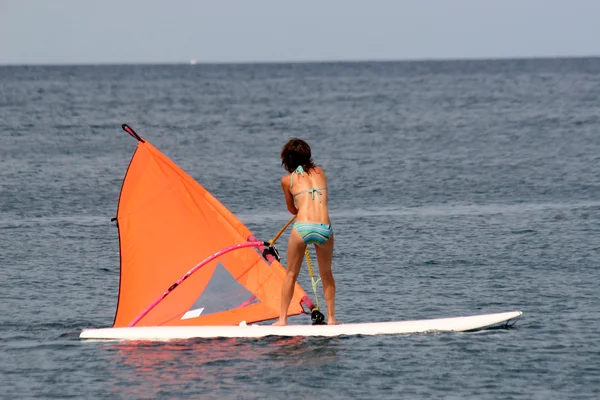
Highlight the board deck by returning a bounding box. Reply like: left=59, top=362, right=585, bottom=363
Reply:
left=80, top=310, right=522, bottom=341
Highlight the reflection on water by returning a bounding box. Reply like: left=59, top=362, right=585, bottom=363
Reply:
left=106, top=336, right=342, bottom=398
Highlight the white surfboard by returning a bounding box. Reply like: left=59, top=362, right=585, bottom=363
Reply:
left=80, top=310, right=522, bottom=341
left=84, top=128, right=523, bottom=344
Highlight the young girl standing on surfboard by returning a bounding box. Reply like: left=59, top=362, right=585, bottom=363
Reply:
left=273, top=138, right=339, bottom=326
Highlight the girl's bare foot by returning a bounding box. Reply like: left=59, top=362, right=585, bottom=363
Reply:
left=272, top=319, right=287, bottom=326
left=327, top=319, right=340, bottom=325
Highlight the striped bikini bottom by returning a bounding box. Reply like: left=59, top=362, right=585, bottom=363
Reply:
left=293, top=222, right=333, bottom=246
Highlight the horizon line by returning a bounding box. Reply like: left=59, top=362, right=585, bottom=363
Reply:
left=1, top=54, right=599, bottom=68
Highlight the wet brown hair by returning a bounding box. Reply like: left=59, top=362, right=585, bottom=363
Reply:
left=280, top=137, right=317, bottom=173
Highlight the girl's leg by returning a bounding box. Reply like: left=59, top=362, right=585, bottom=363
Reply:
left=273, top=228, right=306, bottom=325
left=314, top=234, right=338, bottom=324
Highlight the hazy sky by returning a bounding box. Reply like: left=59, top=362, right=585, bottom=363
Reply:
left=1, top=0, right=599, bottom=65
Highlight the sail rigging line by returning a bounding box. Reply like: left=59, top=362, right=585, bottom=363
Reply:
left=304, top=248, right=325, bottom=324
left=304, top=248, right=322, bottom=308
left=128, top=240, right=273, bottom=327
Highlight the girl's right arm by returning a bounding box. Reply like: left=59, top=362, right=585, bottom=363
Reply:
left=281, top=176, right=298, bottom=215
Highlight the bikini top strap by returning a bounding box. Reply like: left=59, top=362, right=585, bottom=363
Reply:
left=290, top=165, right=305, bottom=189
left=293, top=187, right=327, bottom=202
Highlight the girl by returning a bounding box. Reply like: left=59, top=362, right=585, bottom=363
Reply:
left=273, top=138, right=339, bottom=326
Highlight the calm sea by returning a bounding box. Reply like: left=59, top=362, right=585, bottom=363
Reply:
left=1, top=58, right=599, bottom=399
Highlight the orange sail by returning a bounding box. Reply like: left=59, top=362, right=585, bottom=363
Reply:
left=112, top=125, right=308, bottom=328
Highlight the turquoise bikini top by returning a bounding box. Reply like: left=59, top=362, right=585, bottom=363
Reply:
left=290, top=166, right=327, bottom=202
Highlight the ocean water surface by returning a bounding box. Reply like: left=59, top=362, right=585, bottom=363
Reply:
left=1, top=58, right=599, bottom=399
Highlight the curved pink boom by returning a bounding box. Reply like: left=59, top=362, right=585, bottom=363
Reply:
left=128, top=241, right=268, bottom=327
